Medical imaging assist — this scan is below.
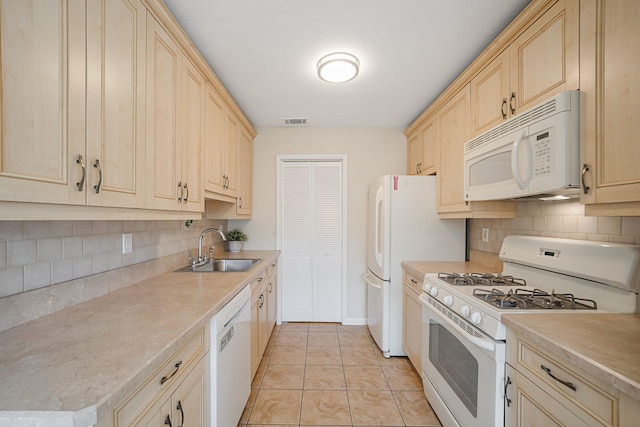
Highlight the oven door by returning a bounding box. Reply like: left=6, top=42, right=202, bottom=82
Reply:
left=420, top=293, right=505, bottom=427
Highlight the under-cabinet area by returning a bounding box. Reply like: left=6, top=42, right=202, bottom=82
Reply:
left=0, top=251, right=279, bottom=427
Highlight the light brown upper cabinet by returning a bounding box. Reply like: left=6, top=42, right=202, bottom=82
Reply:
left=406, top=114, right=437, bottom=176
left=236, top=127, right=253, bottom=216
left=0, top=0, right=147, bottom=208
left=145, top=13, right=203, bottom=213
left=470, top=0, right=579, bottom=137
left=580, top=0, right=640, bottom=216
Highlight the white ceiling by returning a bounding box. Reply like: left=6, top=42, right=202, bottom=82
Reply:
left=162, top=0, right=531, bottom=128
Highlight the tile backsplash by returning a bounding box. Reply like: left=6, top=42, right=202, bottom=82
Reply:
left=470, top=200, right=640, bottom=254
left=0, top=219, right=226, bottom=299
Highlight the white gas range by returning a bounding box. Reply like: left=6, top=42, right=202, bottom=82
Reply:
left=419, top=236, right=640, bottom=427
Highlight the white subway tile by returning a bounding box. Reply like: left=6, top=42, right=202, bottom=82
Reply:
left=108, top=252, right=123, bottom=270
left=577, top=216, right=598, bottom=234
left=108, top=221, right=123, bottom=233
left=38, top=238, right=63, bottom=262
left=554, top=200, right=583, bottom=216
left=73, top=221, right=93, bottom=236
left=622, top=217, right=640, bottom=238
left=546, top=216, right=562, bottom=232
left=93, top=221, right=109, bottom=235
left=533, top=216, right=546, bottom=231
left=74, top=256, right=94, bottom=278
left=83, top=235, right=102, bottom=256
left=587, top=234, right=610, bottom=242
left=50, top=221, right=74, bottom=237
left=25, top=262, right=52, bottom=291
left=597, top=217, right=622, bottom=235
left=93, top=253, right=110, bottom=274
left=0, top=221, right=23, bottom=241
left=560, top=216, right=579, bottom=233
left=610, top=235, right=637, bottom=244
left=0, top=241, right=6, bottom=269
left=101, top=234, right=117, bottom=252
left=8, top=240, right=37, bottom=267
left=122, top=252, right=136, bottom=267
left=63, top=237, right=83, bottom=259
left=52, top=259, right=74, bottom=284
left=134, top=247, right=147, bottom=264
left=133, top=231, right=151, bottom=247
left=23, top=221, right=51, bottom=239
left=0, top=267, right=24, bottom=298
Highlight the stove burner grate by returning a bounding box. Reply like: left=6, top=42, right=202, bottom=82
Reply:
left=438, top=272, right=526, bottom=287
left=473, top=288, right=598, bottom=310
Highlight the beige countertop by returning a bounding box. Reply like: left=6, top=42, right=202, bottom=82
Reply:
left=502, top=313, right=640, bottom=401
left=0, top=250, right=279, bottom=427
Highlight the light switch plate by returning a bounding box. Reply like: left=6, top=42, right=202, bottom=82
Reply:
left=122, top=233, right=133, bottom=254
left=482, top=228, right=490, bottom=242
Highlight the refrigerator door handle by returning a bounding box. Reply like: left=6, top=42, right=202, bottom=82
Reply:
left=374, top=186, right=384, bottom=270
left=364, top=273, right=382, bottom=290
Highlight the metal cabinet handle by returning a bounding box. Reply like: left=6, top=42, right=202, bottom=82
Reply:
left=501, top=98, right=508, bottom=119
left=504, top=376, right=512, bottom=407
left=177, top=181, right=183, bottom=202
left=257, top=276, right=263, bottom=282
left=76, top=155, right=86, bottom=191
left=581, top=164, right=590, bottom=194
left=509, top=92, right=516, bottom=115
left=239, top=197, right=243, bottom=208
left=268, top=283, right=273, bottom=293
left=410, top=278, right=418, bottom=284
left=176, top=401, right=184, bottom=427
left=183, top=182, right=189, bottom=203
left=160, top=360, right=182, bottom=385
left=164, top=415, right=173, bottom=427
left=92, top=159, right=102, bottom=193
left=259, top=294, right=264, bottom=308
left=541, top=365, right=577, bottom=391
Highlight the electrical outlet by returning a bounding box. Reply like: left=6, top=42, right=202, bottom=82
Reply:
left=218, top=224, right=224, bottom=233
left=182, top=219, right=194, bottom=231
left=122, top=233, right=133, bottom=254
left=482, top=228, right=490, bottom=242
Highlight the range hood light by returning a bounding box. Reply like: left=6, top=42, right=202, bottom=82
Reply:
left=538, top=195, right=571, bottom=201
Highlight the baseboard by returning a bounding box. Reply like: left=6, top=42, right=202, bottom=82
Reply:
left=342, top=317, right=367, bottom=326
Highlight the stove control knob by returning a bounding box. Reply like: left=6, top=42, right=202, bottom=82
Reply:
left=430, top=287, right=438, bottom=297
left=461, top=305, right=470, bottom=317
left=471, top=312, right=483, bottom=325
left=423, top=283, right=431, bottom=293
left=443, top=295, right=454, bottom=307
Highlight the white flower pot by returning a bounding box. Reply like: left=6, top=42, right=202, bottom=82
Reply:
left=226, top=241, right=244, bottom=252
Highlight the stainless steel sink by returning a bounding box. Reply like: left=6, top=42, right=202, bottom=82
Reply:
left=175, top=258, right=261, bottom=273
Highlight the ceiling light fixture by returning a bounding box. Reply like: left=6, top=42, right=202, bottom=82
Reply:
left=317, top=52, right=359, bottom=83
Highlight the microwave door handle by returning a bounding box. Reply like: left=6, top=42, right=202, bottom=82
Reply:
left=511, top=131, right=528, bottom=190
left=419, top=294, right=496, bottom=353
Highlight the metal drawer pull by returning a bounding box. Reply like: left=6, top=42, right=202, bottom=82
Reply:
left=176, top=400, right=184, bottom=427
left=177, top=181, right=183, bottom=202
left=505, top=376, right=512, bottom=407
left=509, top=92, right=516, bottom=114
left=76, top=155, right=86, bottom=191
left=541, top=365, right=576, bottom=391
left=93, top=159, right=102, bottom=193
left=410, top=278, right=418, bottom=284
left=183, top=182, right=189, bottom=203
left=164, top=415, right=173, bottom=427
left=581, top=164, right=590, bottom=194
left=160, top=360, right=182, bottom=385
left=501, top=98, right=507, bottom=119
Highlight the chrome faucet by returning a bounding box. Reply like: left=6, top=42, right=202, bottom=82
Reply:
left=192, top=227, right=226, bottom=267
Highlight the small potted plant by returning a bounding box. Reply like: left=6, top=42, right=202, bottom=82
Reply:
left=225, top=228, right=248, bottom=252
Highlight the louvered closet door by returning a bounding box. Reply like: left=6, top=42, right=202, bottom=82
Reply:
left=281, top=161, right=343, bottom=322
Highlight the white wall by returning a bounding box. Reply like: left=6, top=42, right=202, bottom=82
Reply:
left=231, top=127, right=406, bottom=323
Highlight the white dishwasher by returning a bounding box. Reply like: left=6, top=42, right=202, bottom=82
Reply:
left=210, top=284, right=251, bottom=427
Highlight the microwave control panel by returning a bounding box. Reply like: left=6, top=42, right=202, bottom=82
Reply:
left=533, top=130, right=552, bottom=177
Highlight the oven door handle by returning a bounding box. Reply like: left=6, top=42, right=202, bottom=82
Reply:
left=419, top=294, right=496, bottom=353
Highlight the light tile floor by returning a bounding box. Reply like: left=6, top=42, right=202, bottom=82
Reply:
left=239, top=322, right=442, bottom=427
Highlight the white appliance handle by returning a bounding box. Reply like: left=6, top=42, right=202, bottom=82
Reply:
left=419, top=293, right=495, bottom=353
left=374, top=186, right=384, bottom=269
left=511, top=130, right=529, bottom=190
left=364, top=273, right=382, bottom=290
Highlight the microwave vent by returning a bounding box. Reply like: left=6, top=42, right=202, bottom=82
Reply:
left=465, top=97, right=558, bottom=153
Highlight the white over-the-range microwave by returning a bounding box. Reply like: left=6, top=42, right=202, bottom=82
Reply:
left=464, top=90, right=580, bottom=201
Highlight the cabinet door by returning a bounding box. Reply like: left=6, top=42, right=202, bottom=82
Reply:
left=420, top=115, right=437, bottom=175
left=407, top=132, right=423, bottom=175
left=250, top=290, right=261, bottom=378
left=0, top=0, right=85, bottom=205
left=581, top=0, right=640, bottom=211
left=225, top=112, right=239, bottom=195
left=131, top=397, right=172, bottom=427
left=172, top=357, right=207, bottom=427
left=402, top=283, right=422, bottom=373
left=236, top=127, right=253, bottom=215
left=437, top=85, right=471, bottom=214
left=86, top=0, right=146, bottom=208
left=145, top=13, right=181, bottom=210
left=470, top=49, right=510, bottom=137
left=266, top=275, right=277, bottom=336
left=510, top=0, right=579, bottom=114
left=204, top=84, right=227, bottom=194
left=181, top=58, right=205, bottom=212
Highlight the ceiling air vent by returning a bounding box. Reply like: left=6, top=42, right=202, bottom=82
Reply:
left=283, top=117, right=308, bottom=126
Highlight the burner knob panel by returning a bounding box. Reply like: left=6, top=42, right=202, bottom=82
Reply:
left=461, top=305, right=470, bottom=317
left=443, top=295, right=454, bottom=306
left=430, top=287, right=438, bottom=297
left=470, top=312, right=482, bottom=325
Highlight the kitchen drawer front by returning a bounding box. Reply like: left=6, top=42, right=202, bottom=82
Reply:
left=402, top=271, right=423, bottom=294
left=516, top=339, right=618, bottom=426
left=251, top=269, right=268, bottom=294
left=267, top=259, right=277, bottom=279
left=114, top=327, right=206, bottom=426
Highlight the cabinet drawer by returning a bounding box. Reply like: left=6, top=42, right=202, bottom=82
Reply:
left=267, top=260, right=277, bottom=279
left=251, top=270, right=268, bottom=294
left=403, top=271, right=423, bottom=293
left=114, top=327, right=206, bottom=426
left=516, top=339, right=618, bottom=426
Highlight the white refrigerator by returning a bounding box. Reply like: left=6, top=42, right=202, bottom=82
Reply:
left=364, top=175, right=465, bottom=356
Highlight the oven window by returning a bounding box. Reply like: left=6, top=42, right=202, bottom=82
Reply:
left=429, top=321, right=478, bottom=417
left=469, top=151, right=512, bottom=186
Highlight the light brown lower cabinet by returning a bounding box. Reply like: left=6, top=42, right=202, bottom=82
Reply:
left=251, top=261, right=278, bottom=378
left=402, top=271, right=423, bottom=374
left=505, top=329, right=640, bottom=427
